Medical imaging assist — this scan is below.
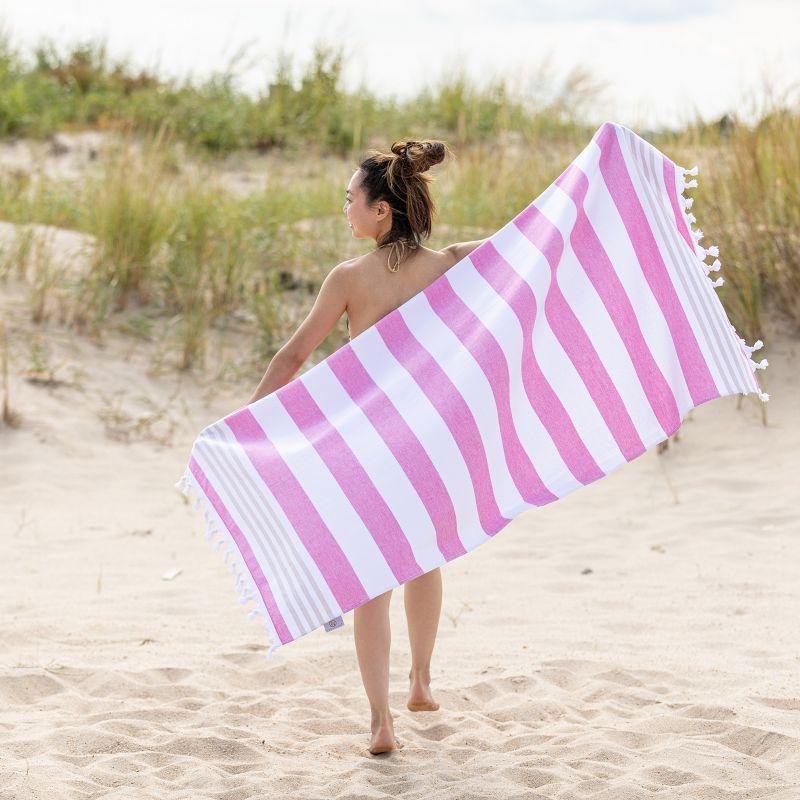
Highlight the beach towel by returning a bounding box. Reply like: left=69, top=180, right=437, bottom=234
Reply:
left=174, top=120, right=769, bottom=660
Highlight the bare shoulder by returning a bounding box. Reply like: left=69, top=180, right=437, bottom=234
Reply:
left=320, top=254, right=377, bottom=310
left=325, top=256, right=363, bottom=285
left=342, top=250, right=381, bottom=270
left=333, top=250, right=382, bottom=286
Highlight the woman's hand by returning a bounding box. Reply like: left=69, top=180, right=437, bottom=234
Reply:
left=442, top=239, right=488, bottom=264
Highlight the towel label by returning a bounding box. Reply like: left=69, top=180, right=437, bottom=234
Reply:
left=323, top=615, right=344, bottom=632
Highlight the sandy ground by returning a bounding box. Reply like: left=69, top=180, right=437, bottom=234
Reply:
left=1, top=248, right=799, bottom=799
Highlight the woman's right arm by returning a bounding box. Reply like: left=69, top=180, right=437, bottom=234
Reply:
left=247, top=262, right=350, bottom=405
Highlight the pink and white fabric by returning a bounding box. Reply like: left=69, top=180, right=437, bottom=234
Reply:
left=175, top=121, right=769, bottom=659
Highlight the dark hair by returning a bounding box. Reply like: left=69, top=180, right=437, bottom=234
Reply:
left=357, top=139, right=450, bottom=271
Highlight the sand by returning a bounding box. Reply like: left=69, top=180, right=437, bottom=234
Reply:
left=1, top=237, right=799, bottom=798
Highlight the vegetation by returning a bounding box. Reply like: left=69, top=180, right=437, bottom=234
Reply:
left=0, top=26, right=797, bottom=391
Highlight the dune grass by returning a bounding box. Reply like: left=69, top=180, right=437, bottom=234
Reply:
left=0, top=25, right=599, bottom=154
left=0, top=26, right=797, bottom=384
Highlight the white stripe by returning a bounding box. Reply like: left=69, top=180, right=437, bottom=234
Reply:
left=492, top=221, right=625, bottom=474
left=582, top=142, right=696, bottom=419
left=350, top=327, right=491, bottom=552
left=445, top=262, right=581, bottom=499
left=549, top=173, right=668, bottom=443
left=398, top=290, right=526, bottom=514
left=301, top=361, right=446, bottom=572
left=248, top=393, right=397, bottom=595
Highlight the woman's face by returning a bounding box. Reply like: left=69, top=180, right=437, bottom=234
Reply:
left=343, top=169, right=388, bottom=240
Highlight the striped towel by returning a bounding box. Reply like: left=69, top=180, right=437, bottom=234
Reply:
left=175, top=121, right=769, bottom=660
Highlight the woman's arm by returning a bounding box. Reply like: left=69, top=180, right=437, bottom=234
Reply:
left=247, top=263, right=350, bottom=405
left=442, top=239, right=488, bottom=264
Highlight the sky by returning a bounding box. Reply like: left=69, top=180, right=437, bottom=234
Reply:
left=1, top=0, right=798, bottom=130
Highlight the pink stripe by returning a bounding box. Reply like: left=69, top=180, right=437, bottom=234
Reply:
left=663, top=158, right=696, bottom=252
left=556, top=163, right=682, bottom=437
left=327, top=346, right=466, bottom=562
left=224, top=408, right=369, bottom=611
left=513, top=204, right=646, bottom=461
left=595, top=123, right=719, bottom=405
left=188, top=455, right=293, bottom=644
left=376, top=310, right=511, bottom=536
left=470, top=243, right=606, bottom=484
left=424, top=272, right=568, bottom=498
left=277, top=379, right=423, bottom=584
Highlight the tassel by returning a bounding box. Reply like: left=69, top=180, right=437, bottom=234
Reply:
left=691, top=228, right=704, bottom=242
left=683, top=164, right=699, bottom=176
left=709, top=276, right=724, bottom=288
left=708, top=258, right=721, bottom=272
left=754, top=358, right=768, bottom=370
left=740, top=338, right=764, bottom=353
left=758, top=391, right=770, bottom=402
left=686, top=213, right=696, bottom=224
left=703, top=245, right=720, bottom=258
left=683, top=178, right=698, bottom=189
left=683, top=196, right=695, bottom=210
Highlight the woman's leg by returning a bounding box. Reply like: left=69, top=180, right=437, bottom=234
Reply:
left=403, top=566, right=442, bottom=711
left=353, top=588, right=401, bottom=753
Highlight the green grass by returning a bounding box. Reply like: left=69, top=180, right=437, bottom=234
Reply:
left=0, top=24, right=797, bottom=379
left=0, top=24, right=600, bottom=154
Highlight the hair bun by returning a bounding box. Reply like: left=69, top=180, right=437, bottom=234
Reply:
left=390, top=139, right=447, bottom=175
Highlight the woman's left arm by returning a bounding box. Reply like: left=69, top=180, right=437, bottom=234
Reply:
left=247, top=262, right=350, bottom=405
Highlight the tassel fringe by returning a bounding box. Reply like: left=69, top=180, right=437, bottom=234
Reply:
left=173, top=469, right=280, bottom=661
left=679, top=164, right=769, bottom=404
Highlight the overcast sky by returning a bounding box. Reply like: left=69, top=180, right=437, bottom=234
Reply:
left=1, top=0, right=798, bottom=130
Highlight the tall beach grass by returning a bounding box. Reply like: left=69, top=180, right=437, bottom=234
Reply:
left=0, top=26, right=796, bottom=390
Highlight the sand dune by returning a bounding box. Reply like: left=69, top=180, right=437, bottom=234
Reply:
left=1, top=267, right=799, bottom=798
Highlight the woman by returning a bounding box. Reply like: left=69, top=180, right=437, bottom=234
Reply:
left=247, top=139, right=487, bottom=755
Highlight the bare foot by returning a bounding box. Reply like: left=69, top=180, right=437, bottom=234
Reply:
left=368, top=722, right=403, bottom=755
left=407, top=671, right=440, bottom=712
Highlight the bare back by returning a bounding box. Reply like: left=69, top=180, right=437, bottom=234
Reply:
left=344, top=246, right=457, bottom=340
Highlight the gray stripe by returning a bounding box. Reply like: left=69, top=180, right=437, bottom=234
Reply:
left=640, top=138, right=756, bottom=393
left=195, top=439, right=311, bottom=633
left=626, top=128, right=736, bottom=394
left=622, top=128, right=739, bottom=396
left=207, top=425, right=338, bottom=624
left=205, top=425, right=337, bottom=625
left=643, top=136, right=749, bottom=391
left=198, top=428, right=336, bottom=632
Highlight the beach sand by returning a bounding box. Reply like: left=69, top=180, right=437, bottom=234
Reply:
left=1, top=262, right=799, bottom=798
